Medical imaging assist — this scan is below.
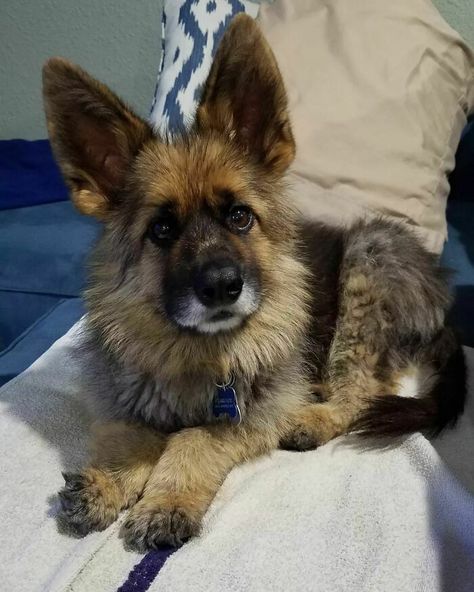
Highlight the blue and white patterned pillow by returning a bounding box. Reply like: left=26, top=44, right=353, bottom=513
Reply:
left=149, top=0, right=260, bottom=135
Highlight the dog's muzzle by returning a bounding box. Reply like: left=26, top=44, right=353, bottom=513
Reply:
left=171, top=258, right=259, bottom=334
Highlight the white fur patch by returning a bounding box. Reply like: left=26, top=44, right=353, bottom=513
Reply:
left=397, top=372, right=420, bottom=399
left=197, top=315, right=244, bottom=334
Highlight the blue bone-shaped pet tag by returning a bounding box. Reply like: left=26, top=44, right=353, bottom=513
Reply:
left=212, top=376, right=241, bottom=424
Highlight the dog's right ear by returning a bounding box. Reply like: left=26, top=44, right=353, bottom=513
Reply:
left=196, top=14, right=295, bottom=176
left=43, top=58, right=152, bottom=218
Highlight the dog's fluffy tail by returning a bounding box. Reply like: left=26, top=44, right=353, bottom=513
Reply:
left=352, top=344, right=467, bottom=439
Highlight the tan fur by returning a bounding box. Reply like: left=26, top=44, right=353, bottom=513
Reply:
left=82, top=133, right=310, bottom=383
left=89, top=422, right=167, bottom=503
left=119, top=373, right=308, bottom=549
left=283, top=259, right=399, bottom=449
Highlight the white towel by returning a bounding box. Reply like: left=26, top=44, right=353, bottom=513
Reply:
left=154, top=435, right=474, bottom=592
left=1, top=321, right=473, bottom=592
left=0, top=323, right=140, bottom=592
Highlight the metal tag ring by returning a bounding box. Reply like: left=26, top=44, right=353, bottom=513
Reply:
left=215, top=372, right=235, bottom=389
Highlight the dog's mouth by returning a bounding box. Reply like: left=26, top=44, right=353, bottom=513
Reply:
left=209, top=310, right=234, bottom=322
left=185, top=306, right=245, bottom=335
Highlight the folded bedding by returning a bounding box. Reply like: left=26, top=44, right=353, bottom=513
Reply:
left=0, top=322, right=473, bottom=591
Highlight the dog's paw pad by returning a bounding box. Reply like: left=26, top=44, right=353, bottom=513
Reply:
left=121, top=505, right=201, bottom=552
left=280, top=426, right=320, bottom=451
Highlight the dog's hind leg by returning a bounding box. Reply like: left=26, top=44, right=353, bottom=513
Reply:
left=283, top=250, right=397, bottom=450
left=58, top=421, right=166, bottom=535
left=283, top=219, right=456, bottom=450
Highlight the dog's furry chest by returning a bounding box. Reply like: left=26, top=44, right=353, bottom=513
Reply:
left=82, top=344, right=243, bottom=431
left=109, top=371, right=219, bottom=430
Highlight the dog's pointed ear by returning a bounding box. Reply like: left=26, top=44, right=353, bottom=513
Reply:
left=196, top=14, right=295, bottom=175
left=42, top=58, right=153, bottom=218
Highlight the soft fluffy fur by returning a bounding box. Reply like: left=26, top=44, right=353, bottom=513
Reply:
left=43, top=15, right=465, bottom=551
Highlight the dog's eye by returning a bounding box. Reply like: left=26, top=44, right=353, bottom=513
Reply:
left=228, top=205, right=254, bottom=233
left=149, top=216, right=176, bottom=242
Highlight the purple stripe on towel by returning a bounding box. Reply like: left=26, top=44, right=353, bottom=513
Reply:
left=117, top=548, right=175, bottom=592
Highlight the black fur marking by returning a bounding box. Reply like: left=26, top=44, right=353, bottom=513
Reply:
left=299, top=222, right=343, bottom=380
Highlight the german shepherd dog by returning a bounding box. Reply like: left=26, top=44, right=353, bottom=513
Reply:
left=43, top=15, right=466, bottom=551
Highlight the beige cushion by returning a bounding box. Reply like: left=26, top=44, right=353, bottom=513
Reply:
left=259, top=0, right=474, bottom=253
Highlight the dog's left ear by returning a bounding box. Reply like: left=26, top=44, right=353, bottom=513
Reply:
left=196, top=14, right=295, bottom=175
left=42, top=58, right=153, bottom=218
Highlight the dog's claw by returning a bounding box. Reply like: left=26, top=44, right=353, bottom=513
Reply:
left=280, top=427, right=320, bottom=451
left=62, top=472, right=84, bottom=491
left=56, top=470, right=119, bottom=535
left=121, top=505, right=201, bottom=552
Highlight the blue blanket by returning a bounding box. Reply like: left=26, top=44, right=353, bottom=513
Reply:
left=0, top=140, right=98, bottom=385
left=0, top=139, right=68, bottom=209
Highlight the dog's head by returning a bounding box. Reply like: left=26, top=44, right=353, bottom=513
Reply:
left=43, top=15, right=309, bottom=377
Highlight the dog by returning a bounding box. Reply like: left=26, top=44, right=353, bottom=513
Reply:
left=42, top=14, right=466, bottom=551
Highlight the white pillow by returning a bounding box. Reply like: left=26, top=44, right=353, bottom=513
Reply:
left=259, top=0, right=474, bottom=253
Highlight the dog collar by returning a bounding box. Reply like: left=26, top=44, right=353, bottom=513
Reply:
left=212, top=373, right=241, bottom=425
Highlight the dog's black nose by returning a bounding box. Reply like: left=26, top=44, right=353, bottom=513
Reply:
left=194, top=260, right=243, bottom=307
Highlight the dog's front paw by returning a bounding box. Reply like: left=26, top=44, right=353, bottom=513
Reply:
left=57, top=469, right=122, bottom=536
left=121, top=496, right=202, bottom=551
left=280, top=425, right=320, bottom=451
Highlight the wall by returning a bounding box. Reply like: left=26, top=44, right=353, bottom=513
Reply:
left=0, top=0, right=163, bottom=139
left=433, top=0, right=474, bottom=48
